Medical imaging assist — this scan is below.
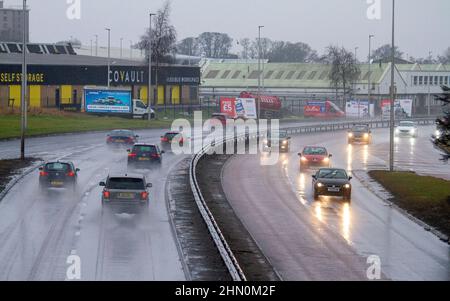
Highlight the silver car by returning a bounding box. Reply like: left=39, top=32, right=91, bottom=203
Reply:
left=99, top=174, right=152, bottom=214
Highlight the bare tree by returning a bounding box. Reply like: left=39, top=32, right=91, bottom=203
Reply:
left=176, top=37, right=199, bottom=56
left=371, top=44, right=403, bottom=62
left=138, top=1, right=177, bottom=105
left=438, top=47, right=450, bottom=64
left=326, top=46, right=361, bottom=106
left=239, top=38, right=251, bottom=59
left=197, top=32, right=233, bottom=58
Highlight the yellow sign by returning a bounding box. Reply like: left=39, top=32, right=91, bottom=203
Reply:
left=0, top=73, right=45, bottom=83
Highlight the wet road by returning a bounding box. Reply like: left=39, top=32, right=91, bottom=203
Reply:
left=0, top=129, right=187, bottom=280
left=223, top=125, right=450, bottom=280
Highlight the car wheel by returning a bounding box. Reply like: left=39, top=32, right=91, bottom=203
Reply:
left=313, top=190, right=320, bottom=201
left=142, top=114, right=149, bottom=120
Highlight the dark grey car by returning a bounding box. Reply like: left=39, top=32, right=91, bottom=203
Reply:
left=312, top=168, right=352, bottom=202
left=100, top=174, right=152, bottom=214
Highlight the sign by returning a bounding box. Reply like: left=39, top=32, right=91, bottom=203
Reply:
left=346, top=100, right=374, bottom=118
left=84, top=89, right=132, bottom=114
left=381, top=99, right=413, bottom=119
left=236, top=98, right=257, bottom=119
left=220, top=97, right=237, bottom=118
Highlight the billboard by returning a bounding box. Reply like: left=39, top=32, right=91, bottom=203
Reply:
left=381, top=99, right=413, bottom=119
left=84, top=89, right=132, bottom=114
left=220, top=97, right=257, bottom=119
left=346, top=100, right=375, bottom=118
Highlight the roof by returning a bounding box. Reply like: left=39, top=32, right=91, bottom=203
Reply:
left=0, top=53, right=141, bottom=66
left=202, top=62, right=390, bottom=89
left=108, top=173, right=146, bottom=179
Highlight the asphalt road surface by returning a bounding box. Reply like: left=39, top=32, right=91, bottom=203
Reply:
left=223, top=125, right=450, bottom=281
left=0, top=129, right=187, bottom=280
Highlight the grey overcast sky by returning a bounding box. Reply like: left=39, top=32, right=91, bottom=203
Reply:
left=5, top=0, right=450, bottom=59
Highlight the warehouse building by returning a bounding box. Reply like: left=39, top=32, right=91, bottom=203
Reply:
left=200, top=60, right=450, bottom=115
left=0, top=42, right=200, bottom=110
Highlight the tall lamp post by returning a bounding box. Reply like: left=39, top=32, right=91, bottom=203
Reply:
left=95, top=34, right=98, bottom=56
left=20, top=0, right=27, bottom=160
left=148, top=13, right=156, bottom=121
left=105, top=28, right=111, bottom=88
left=257, top=25, right=264, bottom=120
left=368, top=35, right=374, bottom=117
left=120, top=37, right=123, bottom=58
left=389, top=0, right=396, bottom=172
left=354, top=46, right=359, bottom=118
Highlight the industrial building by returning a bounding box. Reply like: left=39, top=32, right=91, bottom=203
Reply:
left=0, top=0, right=29, bottom=43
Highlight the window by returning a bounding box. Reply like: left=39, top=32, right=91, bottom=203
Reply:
left=307, top=71, right=317, bottom=80
left=285, top=71, right=295, bottom=80
left=318, top=71, right=329, bottom=80
left=429, top=76, right=433, bottom=85
left=264, top=70, right=274, bottom=79
left=248, top=70, right=262, bottom=79
left=418, top=76, right=423, bottom=85
left=205, top=70, right=219, bottom=79
left=362, top=71, right=373, bottom=81
left=231, top=71, right=241, bottom=79
left=413, top=76, right=418, bottom=86
left=275, top=71, right=284, bottom=79
left=220, top=70, right=231, bottom=79
left=435, top=76, right=439, bottom=85
left=445, top=76, right=449, bottom=86
left=439, top=76, right=444, bottom=85
left=424, top=76, right=428, bottom=85
left=297, top=70, right=307, bottom=80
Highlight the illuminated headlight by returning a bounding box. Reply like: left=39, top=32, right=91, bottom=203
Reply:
left=301, top=157, right=308, bottom=162
left=263, top=139, right=268, bottom=144
left=344, top=184, right=351, bottom=189
left=283, top=140, right=288, bottom=145
left=395, top=129, right=400, bottom=134
left=323, top=157, right=330, bottom=163
left=317, top=183, right=324, bottom=188
left=364, top=133, right=369, bottom=139
left=348, top=133, right=353, bottom=138
left=410, top=129, right=416, bottom=133
left=435, top=130, right=441, bottom=138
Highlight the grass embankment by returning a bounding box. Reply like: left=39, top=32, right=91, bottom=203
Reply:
left=0, top=109, right=175, bottom=140
left=369, top=171, right=450, bottom=238
left=0, top=158, right=37, bottom=194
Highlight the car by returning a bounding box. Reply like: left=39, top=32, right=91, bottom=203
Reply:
left=39, top=161, right=80, bottom=191
left=161, top=131, right=186, bottom=149
left=395, top=121, right=418, bottom=138
left=348, top=124, right=372, bottom=144
left=106, top=129, right=139, bottom=146
left=263, top=130, right=291, bottom=153
left=312, top=168, right=352, bottom=202
left=99, top=174, right=152, bottom=214
left=298, top=146, right=332, bottom=170
left=127, top=144, right=164, bottom=167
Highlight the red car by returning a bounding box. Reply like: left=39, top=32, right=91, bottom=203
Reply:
left=107, top=129, right=139, bottom=146
left=298, top=146, right=332, bottom=170
left=161, top=131, right=185, bottom=148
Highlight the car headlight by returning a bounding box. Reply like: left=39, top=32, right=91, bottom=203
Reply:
left=317, top=183, right=323, bottom=188
left=395, top=129, right=399, bottom=133
left=410, top=129, right=416, bottom=133
left=323, top=157, right=329, bottom=163
left=348, top=133, right=353, bottom=138
left=283, top=140, right=288, bottom=145
left=263, top=139, right=268, bottom=144
left=435, top=130, right=441, bottom=138
left=301, top=157, right=308, bottom=162
left=344, top=184, right=351, bottom=189
left=364, top=133, right=369, bottom=139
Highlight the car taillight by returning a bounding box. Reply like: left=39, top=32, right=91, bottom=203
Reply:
left=40, top=171, right=49, bottom=176
left=161, top=137, right=168, bottom=142
left=107, top=137, right=112, bottom=142
left=67, top=171, right=75, bottom=177
left=151, top=154, right=160, bottom=158
left=141, top=191, right=149, bottom=200
left=103, top=190, right=110, bottom=199
left=128, top=153, right=137, bottom=158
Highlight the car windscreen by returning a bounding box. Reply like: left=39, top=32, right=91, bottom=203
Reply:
left=399, top=122, right=414, bottom=127
left=165, top=133, right=179, bottom=140
left=318, top=169, right=348, bottom=179
left=303, top=147, right=327, bottom=155
left=45, top=162, right=71, bottom=172
left=107, top=178, right=145, bottom=190
left=352, top=126, right=368, bottom=132
left=133, top=145, right=157, bottom=154
left=110, top=130, right=133, bottom=137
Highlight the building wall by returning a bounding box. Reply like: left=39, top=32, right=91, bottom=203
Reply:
left=0, top=7, right=29, bottom=43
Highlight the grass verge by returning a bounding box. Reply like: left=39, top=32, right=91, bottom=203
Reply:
left=0, top=112, right=174, bottom=140
left=369, top=170, right=450, bottom=238
left=0, top=158, right=38, bottom=194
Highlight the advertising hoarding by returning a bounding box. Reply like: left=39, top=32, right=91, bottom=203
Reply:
left=220, top=97, right=257, bottom=119
left=346, top=100, right=375, bottom=118
left=84, top=89, right=132, bottom=114
left=381, top=99, right=413, bottom=119
left=220, top=97, right=237, bottom=118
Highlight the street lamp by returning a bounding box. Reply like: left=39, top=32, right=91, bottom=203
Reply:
left=130, top=40, right=133, bottom=59
left=354, top=46, right=359, bottom=118
left=368, top=34, right=374, bottom=117
left=95, top=34, right=98, bottom=56
left=105, top=28, right=111, bottom=88
left=148, top=13, right=156, bottom=121
left=120, top=37, right=123, bottom=58
left=389, top=0, right=396, bottom=172
left=20, top=0, right=27, bottom=160
left=257, top=25, right=264, bottom=120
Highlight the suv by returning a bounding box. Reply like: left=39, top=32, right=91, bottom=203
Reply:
left=127, top=144, right=164, bottom=167
left=100, top=174, right=152, bottom=214
left=39, top=161, right=80, bottom=191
